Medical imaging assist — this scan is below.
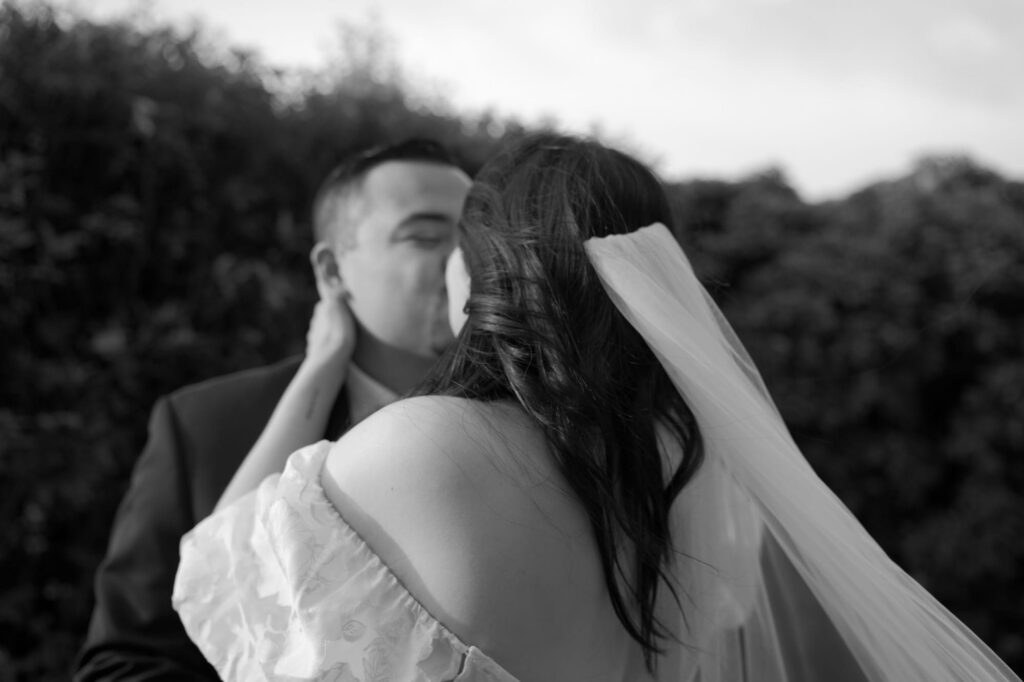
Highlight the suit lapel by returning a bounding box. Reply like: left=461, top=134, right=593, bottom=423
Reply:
left=324, top=388, right=352, bottom=441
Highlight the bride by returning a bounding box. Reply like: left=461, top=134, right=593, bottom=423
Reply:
left=173, top=133, right=1020, bottom=681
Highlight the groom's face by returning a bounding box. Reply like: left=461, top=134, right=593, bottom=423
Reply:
left=331, top=160, right=471, bottom=358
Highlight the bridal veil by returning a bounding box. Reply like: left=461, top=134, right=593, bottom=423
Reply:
left=584, top=223, right=1019, bottom=682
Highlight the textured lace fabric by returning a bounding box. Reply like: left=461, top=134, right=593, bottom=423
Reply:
left=172, top=441, right=518, bottom=682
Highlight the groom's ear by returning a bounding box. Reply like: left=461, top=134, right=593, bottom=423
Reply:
left=310, top=242, right=345, bottom=297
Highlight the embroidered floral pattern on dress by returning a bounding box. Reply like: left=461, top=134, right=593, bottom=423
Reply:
left=172, top=441, right=518, bottom=682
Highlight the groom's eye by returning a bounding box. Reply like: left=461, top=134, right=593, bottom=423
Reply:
left=395, top=221, right=453, bottom=247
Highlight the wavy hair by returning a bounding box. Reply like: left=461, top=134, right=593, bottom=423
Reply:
left=416, top=133, right=704, bottom=671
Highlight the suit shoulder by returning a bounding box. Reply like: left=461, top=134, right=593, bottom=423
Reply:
left=168, top=356, right=302, bottom=411
left=161, top=356, right=314, bottom=446
left=155, top=357, right=313, bottom=514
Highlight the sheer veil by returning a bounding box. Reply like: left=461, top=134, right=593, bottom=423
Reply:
left=584, top=223, right=1020, bottom=682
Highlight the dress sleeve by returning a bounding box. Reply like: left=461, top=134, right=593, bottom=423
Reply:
left=172, top=441, right=516, bottom=682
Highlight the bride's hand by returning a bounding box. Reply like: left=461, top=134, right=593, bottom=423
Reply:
left=216, top=282, right=356, bottom=512
left=304, top=281, right=357, bottom=375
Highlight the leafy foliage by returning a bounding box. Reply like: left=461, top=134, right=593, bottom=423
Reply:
left=719, top=157, right=1024, bottom=664
left=2, top=2, right=1022, bottom=678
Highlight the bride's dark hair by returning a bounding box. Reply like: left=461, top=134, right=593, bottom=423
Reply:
left=416, top=132, right=703, bottom=670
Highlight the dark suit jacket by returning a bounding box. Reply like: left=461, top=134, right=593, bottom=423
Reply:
left=75, top=357, right=350, bottom=681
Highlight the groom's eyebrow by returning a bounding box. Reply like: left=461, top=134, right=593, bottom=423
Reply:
left=395, top=212, right=457, bottom=229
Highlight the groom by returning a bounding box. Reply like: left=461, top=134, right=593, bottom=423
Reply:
left=75, top=139, right=472, bottom=680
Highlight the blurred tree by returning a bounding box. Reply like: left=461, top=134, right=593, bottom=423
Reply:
left=2, top=0, right=1022, bottom=677
left=665, top=168, right=817, bottom=296
left=726, top=157, right=1024, bottom=664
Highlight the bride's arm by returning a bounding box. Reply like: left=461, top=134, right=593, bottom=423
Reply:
left=215, top=290, right=355, bottom=512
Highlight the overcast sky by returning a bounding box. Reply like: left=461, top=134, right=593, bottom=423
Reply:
left=63, top=0, right=1024, bottom=200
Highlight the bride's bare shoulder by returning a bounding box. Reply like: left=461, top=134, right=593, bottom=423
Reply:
left=326, top=395, right=549, bottom=482
left=320, top=396, right=600, bottom=677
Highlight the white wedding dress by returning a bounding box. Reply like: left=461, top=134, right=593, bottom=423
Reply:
left=173, top=441, right=517, bottom=681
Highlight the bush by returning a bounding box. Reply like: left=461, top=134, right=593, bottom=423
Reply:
left=3, top=2, right=1021, bottom=677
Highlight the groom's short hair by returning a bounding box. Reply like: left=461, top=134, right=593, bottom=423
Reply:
left=311, top=138, right=459, bottom=244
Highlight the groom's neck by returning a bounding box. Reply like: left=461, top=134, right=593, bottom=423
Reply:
left=351, top=334, right=437, bottom=395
